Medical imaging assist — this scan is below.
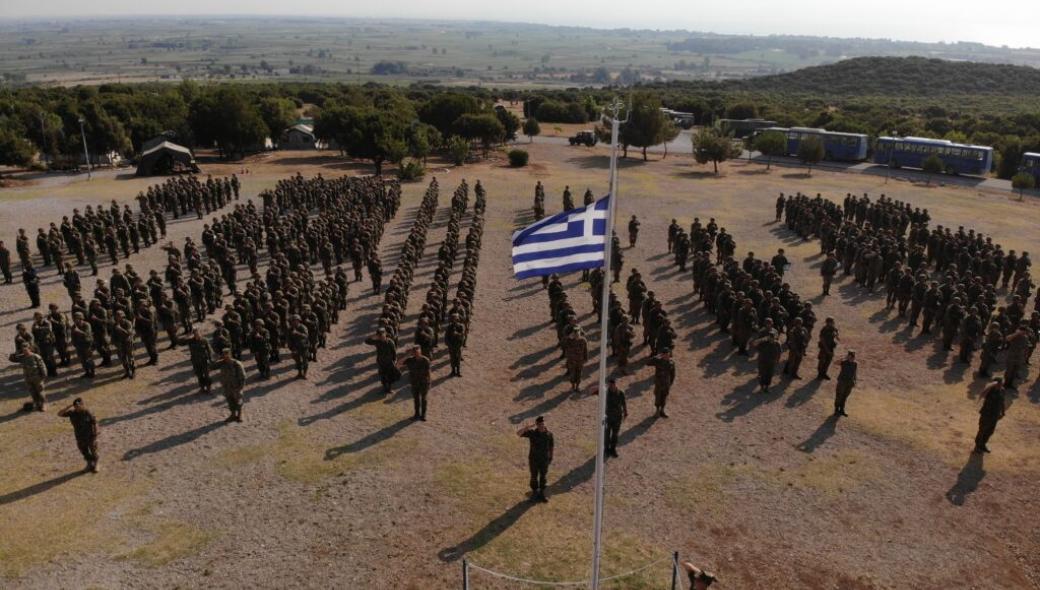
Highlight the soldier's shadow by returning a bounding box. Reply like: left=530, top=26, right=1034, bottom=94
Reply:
left=716, top=377, right=785, bottom=422
left=324, top=417, right=415, bottom=460
left=945, top=453, right=985, bottom=506
left=795, top=415, right=838, bottom=453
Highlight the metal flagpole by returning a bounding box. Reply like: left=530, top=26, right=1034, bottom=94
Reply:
left=590, top=97, right=627, bottom=590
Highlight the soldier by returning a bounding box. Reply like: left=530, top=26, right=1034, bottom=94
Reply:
left=771, top=248, right=790, bottom=278
left=0, top=239, right=12, bottom=284
left=627, top=215, right=640, bottom=248
left=753, top=325, right=783, bottom=393
left=667, top=219, right=679, bottom=253
left=9, top=342, right=47, bottom=412
left=973, top=379, right=1005, bottom=454
left=210, top=348, right=246, bottom=423
left=647, top=350, right=676, bottom=418
left=70, top=312, right=96, bottom=378
left=112, top=310, right=136, bottom=379
left=183, top=328, right=214, bottom=394
left=834, top=351, right=858, bottom=417
left=445, top=314, right=466, bottom=377
left=774, top=193, right=786, bottom=222
left=365, top=329, right=400, bottom=392
left=592, top=378, right=628, bottom=458
left=398, top=346, right=432, bottom=421
left=32, top=312, right=58, bottom=377
left=58, top=398, right=100, bottom=473
left=47, top=304, right=71, bottom=368
left=612, top=316, right=635, bottom=375
left=248, top=319, right=272, bottom=379
left=1003, top=324, right=1030, bottom=388
left=288, top=316, right=310, bottom=379
left=978, top=323, right=1003, bottom=378
left=23, top=263, right=41, bottom=308
left=563, top=329, right=589, bottom=392
left=783, top=316, right=809, bottom=379
left=135, top=303, right=160, bottom=366
left=816, top=317, right=839, bottom=380
left=367, top=254, right=383, bottom=295
left=820, top=253, right=838, bottom=296
left=958, top=306, right=983, bottom=364
left=518, top=416, right=554, bottom=503
left=681, top=562, right=719, bottom=590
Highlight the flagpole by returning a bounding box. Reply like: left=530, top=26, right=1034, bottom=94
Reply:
left=590, top=97, right=626, bottom=590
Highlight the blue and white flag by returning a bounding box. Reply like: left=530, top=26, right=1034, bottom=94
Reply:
left=512, top=195, right=610, bottom=279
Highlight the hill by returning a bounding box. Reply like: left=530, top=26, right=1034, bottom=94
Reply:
left=715, top=56, right=1040, bottom=96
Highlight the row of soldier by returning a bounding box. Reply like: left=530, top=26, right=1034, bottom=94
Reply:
left=8, top=174, right=400, bottom=472
left=781, top=192, right=1040, bottom=387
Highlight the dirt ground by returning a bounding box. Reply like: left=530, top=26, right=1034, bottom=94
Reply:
left=1, top=146, right=1038, bottom=589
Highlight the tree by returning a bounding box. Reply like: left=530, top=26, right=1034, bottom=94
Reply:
left=406, top=123, right=440, bottom=165
left=418, top=93, right=481, bottom=136
left=726, top=102, right=758, bottom=120
left=494, top=106, right=520, bottom=142
left=445, top=135, right=470, bottom=165
left=621, top=92, right=669, bottom=161
left=659, top=119, right=680, bottom=159
left=692, top=128, right=740, bottom=174
left=921, top=153, right=944, bottom=184
left=454, top=113, right=504, bottom=158
left=1012, top=172, right=1036, bottom=201
left=522, top=117, right=541, bottom=143
left=189, top=87, right=268, bottom=159
left=797, top=135, right=825, bottom=175
left=0, top=127, right=35, bottom=169
left=753, top=130, right=787, bottom=170
left=259, top=97, right=298, bottom=143
left=313, top=104, right=408, bottom=175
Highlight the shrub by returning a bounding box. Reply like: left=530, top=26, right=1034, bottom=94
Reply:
left=508, top=149, right=529, bottom=167
left=397, top=158, right=425, bottom=181
left=445, top=135, right=470, bottom=166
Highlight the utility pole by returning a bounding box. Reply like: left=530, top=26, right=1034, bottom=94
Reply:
left=78, top=116, right=92, bottom=180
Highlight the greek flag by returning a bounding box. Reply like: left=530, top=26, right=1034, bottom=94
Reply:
left=512, top=195, right=610, bottom=279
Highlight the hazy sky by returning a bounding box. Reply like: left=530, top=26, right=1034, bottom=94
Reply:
left=0, top=0, right=1033, bottom=49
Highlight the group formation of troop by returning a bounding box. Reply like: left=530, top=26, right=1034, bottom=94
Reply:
left=779, top=191, right=1028, bottom=452
left=781, top=192, right=1038, bottom=389
left=7, top=173, right=401, bottom=472
left=0, top=175, right=240, bottom=308
left=365, top=178, right=487, bottom=422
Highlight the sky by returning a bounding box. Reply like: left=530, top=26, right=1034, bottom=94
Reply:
left=0, top=0, right=1034, bottom=49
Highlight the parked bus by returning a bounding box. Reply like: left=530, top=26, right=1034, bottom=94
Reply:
left=1021, top=152, right=1040, bottom=183
left=718, top=118, right=778, bottom=139
left=757, top=127, right=869, bottom=162
left=873, top=136, right=993, bottom=176
left=661, top=108, right=696, bottom=129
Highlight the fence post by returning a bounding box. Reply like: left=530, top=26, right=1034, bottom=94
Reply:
left=462, top=558, right=469, bottom=590
left=671, top=551, right=679, bottom=590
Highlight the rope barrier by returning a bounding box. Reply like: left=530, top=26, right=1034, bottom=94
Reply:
left=465, top=554, right=673, bottom=587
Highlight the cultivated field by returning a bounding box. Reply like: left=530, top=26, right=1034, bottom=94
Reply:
left=1, top=144, right=1038, bottom=589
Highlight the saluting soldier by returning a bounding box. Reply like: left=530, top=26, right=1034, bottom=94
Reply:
left=518, top=416, right=554, bottom=503
left=70, top=312, right=96, bottom=378
left=112, top=310, right=136, bottom=379
left=591, top=378, right=628, bottom=458
left=563, top=330, right=589, bottom=392
left=445, top=314, right=466, bottom=377
left=816, top=317, right=839, bottom=380
left=398, top=346, right=432, bottom=421
left=834, top=351, right=858, bottom=417
left=248, top=319, right=272, bottom=379
left=9, top=342, right=47, bottom=412
left=182, top=328, right=214, bottom=394
left=58, top=398, right=100, bottom=473
left=973, top=379, right=1005, bottom=454
left=365, top=328, right=400, bottom=392
left=647, top=350, right=676, bottom=418
left=210, top=348, right=246, bottom=423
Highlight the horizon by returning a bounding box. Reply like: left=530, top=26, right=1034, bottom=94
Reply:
left=0, top=6, right=1034, bottom=51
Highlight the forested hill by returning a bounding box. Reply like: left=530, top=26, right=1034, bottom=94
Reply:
left=715, top=56, right=1040, bottom=95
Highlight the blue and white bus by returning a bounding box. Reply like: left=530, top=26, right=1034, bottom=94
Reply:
left=873, top=136, right=993, bottom=176
left=759, top=127, right=869, bottom=162
left=1022, top=152, right=1040, bottom=183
